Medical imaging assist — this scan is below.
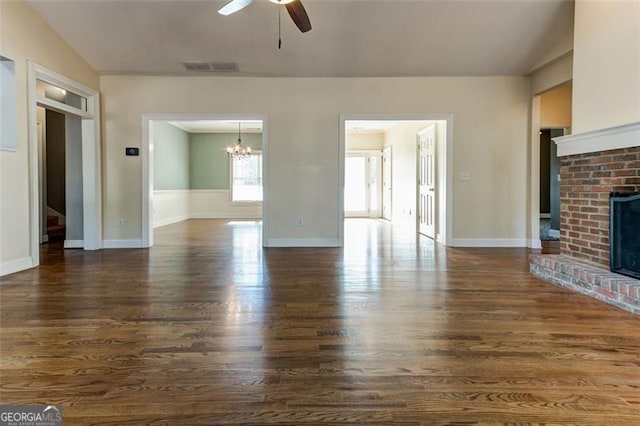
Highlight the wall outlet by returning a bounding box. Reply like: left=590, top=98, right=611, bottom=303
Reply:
left=117, top=218, right=125, bottom=227
left=297, top=218, right=304, bottom=226
left=459, top=171, right=472, bottom=181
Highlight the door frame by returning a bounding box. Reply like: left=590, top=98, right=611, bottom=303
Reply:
left=140, top=114, right=269, bottom=248
left=27, top=63, right=102, bottom=266
left=339, top=114, right=453, bottom=247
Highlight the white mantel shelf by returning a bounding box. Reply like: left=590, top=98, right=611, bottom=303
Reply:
left=554, top=121, right=640, bottom=157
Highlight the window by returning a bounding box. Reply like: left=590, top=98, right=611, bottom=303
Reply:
left=231, top=152, right=262, bottom=203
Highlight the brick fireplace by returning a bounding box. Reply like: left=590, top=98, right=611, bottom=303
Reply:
left=560, top=146, right=640, bottom=265
left=530, top=125, right=640, bottom=315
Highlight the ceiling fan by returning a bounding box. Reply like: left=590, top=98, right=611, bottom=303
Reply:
left=218, top=0, right=312, bottom=33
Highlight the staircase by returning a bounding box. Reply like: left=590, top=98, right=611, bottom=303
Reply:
left=47, top=214, right=65, bottom=241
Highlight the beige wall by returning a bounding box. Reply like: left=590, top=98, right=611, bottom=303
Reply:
left=383, top=122, right=429, bottom=228
left=0, top=0, right=98, bottom=272
left=101, top=75, right=530, bottom=244
left=345, top=133, right=384, bottom=151
left=572, top=0, right=640, bottom=134
left=540, top=84, right=572, bottom=129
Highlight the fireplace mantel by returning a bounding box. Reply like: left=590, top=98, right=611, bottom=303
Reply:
left=553, top=121, right=640, bottom=157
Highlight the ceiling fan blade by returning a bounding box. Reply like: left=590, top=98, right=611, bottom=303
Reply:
left=285, top=0, right=312, bottom=33
left=218, top=0, right=253, bottom=16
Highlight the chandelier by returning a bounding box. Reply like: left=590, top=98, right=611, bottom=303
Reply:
left=226, top=122, right=251, bottom=158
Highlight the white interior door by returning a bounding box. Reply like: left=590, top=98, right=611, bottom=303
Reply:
left=382, top=147, right=392, bottom=221
left=418, top=127, right=435, bottom=239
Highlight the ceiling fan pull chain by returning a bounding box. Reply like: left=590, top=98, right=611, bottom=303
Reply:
left=278, top=7, right=282, bottom=49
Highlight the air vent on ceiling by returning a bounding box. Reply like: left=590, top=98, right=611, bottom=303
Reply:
left=182, top=61, right=239, bottom=72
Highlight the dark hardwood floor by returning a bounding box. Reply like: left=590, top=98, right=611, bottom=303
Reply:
left=1, top=219, right=639, bottom=425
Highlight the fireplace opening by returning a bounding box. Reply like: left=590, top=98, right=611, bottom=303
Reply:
left=610, top=192, right=640, bottom=280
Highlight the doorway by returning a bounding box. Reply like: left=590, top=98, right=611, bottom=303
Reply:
left=141, top=114, right=268, bottom=248
left=340, top=116, right=453, bottom=247
left=345, top=151, right=381, bottom=218
left=28, top=62, right=102, bottom=267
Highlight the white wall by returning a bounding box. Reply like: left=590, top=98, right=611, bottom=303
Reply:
left=0, top=0, right=99, bottom=275
left=572, top=0, right=640, bottom=134
left=101, top=76, right=530, bottom=246
left=153, top=190, right=261, bottom=228
left=383, top=122, right=429, bottom=228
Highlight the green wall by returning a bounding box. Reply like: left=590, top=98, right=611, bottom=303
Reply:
left=189, top=133, right=262, bottom=189
left=153, top=121, right=190, bottom=190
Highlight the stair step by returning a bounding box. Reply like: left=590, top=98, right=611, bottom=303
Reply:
left=47, top=215, right=59, bottom=226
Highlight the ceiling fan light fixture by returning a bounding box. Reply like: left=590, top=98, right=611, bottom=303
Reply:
left=269, top=0, right=295, bottom=4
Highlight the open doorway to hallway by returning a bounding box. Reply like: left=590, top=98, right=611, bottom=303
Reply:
left=342, top=118, right=451, bottom=245
left=534, top=82, right=572, bottom=254
left=147, top=118, right=265, bottom=246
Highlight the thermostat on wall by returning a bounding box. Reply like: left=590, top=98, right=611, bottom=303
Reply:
left=125, top=147, right=139, bottom=156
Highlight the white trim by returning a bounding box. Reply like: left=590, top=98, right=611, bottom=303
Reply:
left=64, top=239, right=84, bottom=249
left=191, top=213, right=261, bottom=219
left=554, top=122, right=640, bottom=157
left=450, top=238, right=529, bottom=248
left=530, top=239, right=542, bottom=250
left=267, top=238, right=340, bottom=247
left=340, top=114, right=454, bottom=247
left=0, top=257, right=35, bottom=277
left=153, top=215, right=190, bottom=228
left=529, top=95, right=542, bottom=249
left=103, top=239, right=144, bottom=249
left=539, top=213, right=550, bottom=219
left=35, top=95, right=91, bottom=119
left=549, top=229, right=560, bottom=239
left=142, top=113, right=268, bottom=249
left=153, top=189, right=192, bottom=195
left=28, top=62, right=102, bottom=267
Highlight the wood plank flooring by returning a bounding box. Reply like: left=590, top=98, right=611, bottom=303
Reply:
left=1, top=219, right=639, bottom=425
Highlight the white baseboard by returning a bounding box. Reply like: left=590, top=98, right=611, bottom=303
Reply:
left=190, top=213, right=262, bottom=220
left=153, top=215, right=190, bottom=228
left=529, top=239, right=542, bottom=249
left=103, top=239, right=144, bottom=249
left=549, top=229, right=560, bottom=238
left=0, top=256, right=35, bottom=277
left=450, top=238, right=528, bottom=248
left=64, top=239, right=84, bottom=249
left=266, top=238, right=340, bottom=248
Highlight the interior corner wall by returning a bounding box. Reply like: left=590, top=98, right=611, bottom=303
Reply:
left=153, top=121, right=190, bottom=190
left=0, top=0, right=99, bottom=274
left=530, top=53, right=573, bottom=96
left=345, top=133, right=384, bottom=151
left=540, top=84, right=572, bottom=129
left=572, top=0, right=640, bottom=134
left=101, top=76, right=530, bottom=246
left=190, top=133, right=262, bottom=190
left=384, top=122, right=429, bottom=229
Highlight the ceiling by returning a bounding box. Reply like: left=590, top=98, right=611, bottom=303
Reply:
left=28, top=0, right=574, bottom=77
